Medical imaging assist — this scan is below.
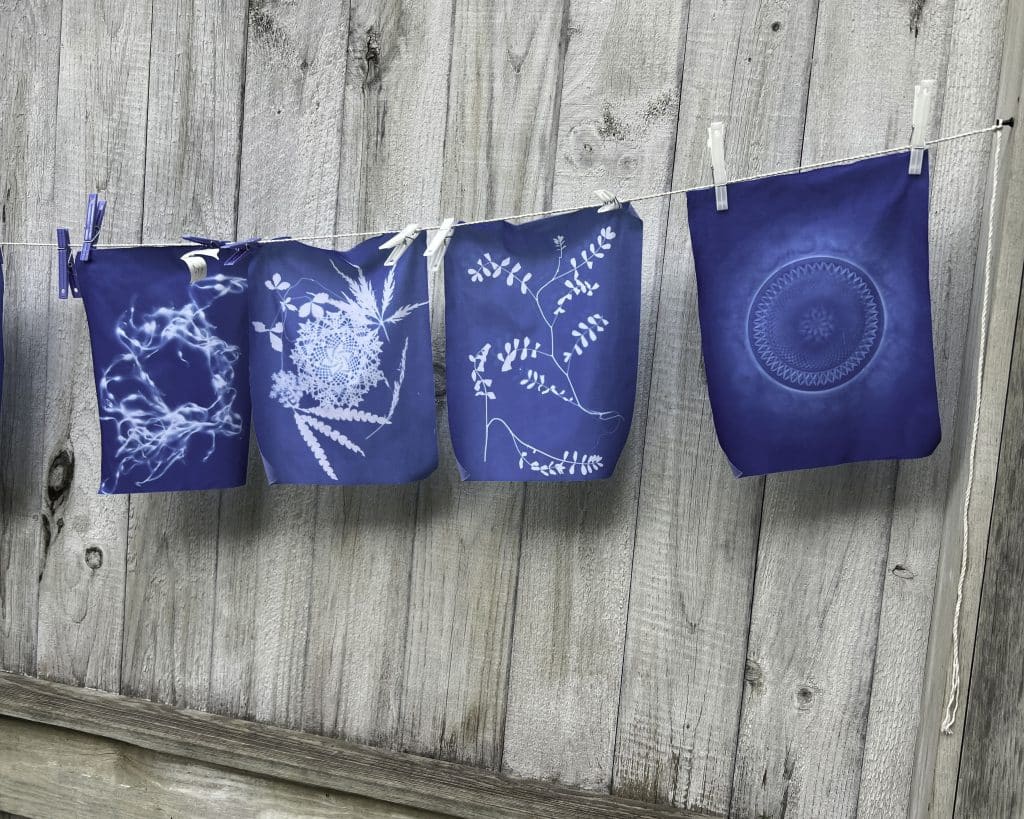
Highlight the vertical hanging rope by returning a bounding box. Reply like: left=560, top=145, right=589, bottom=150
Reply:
left=940, top=122, right=1005, bottom=735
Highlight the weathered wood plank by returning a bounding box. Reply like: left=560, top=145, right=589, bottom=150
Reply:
left=119, top=0, right=247, bottom=710
left=730, top=1, right=956, bottom=816
left=857, top=0, right=1009, bottom=814
left=611, top=1, right=820, bottom=812
left=0, top=671, right=709, bottom=819
left=0, top=716, right=444, bottom=819
left=0, top=0, right=62, bottom=676
left=953, top=264, right=1024, bottom=817
left=914, top=0, right=1024, bottom=813
left=298, top=0, right=454, bottom=750
left=207, top=0, right=353, bottom=728
left=500, top=0, right=688, bottom=792
left=35, top=0, right=152, bottom=690
left=400, top=0, right=569, bottom=768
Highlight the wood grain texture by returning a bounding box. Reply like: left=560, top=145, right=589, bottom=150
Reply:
left=953, top=264, right=1024, bottom=818
left=207, top=0, right=353, bottom=728
left=35, top=0, right=153, bottom=690
left=0, top=0, right=61, bottom=676
left=915, top=0, right=1024, bottom=814
left=0, top=1, right=1020, bottom=816
left=400, top=0, right=569, bottom=769
left=119, top=0, right=248, bottom=710
left=0, top=672, right=709, bottom=819
left=611, top=0, right=818, bottom=812
left=298, top=0, right=454, bottom=751
left=857, top=0, right=1009, bottom=814
left=730, top=2, right=960, bottom=817
left=499, top=0, right=687, bottom=792
left=0, top=716, right=444, bottom=819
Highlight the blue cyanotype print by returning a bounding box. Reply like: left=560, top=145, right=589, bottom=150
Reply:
left=77, top=246, right=251, bottom=494
left=247, top=237, right=437, bottom=485
left=686, top=151, right=941, bottom=476
left=445, top=206, right=643, bottom=481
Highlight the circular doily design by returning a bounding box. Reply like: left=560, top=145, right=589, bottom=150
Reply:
left=747, top=257, right=884, bottom=391
left=290, top=310, right=384, bottom=409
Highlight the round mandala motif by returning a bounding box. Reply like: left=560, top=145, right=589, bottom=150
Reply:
left=290, top=310, right=384, bottom=409
left=747, top=257, right=884, bottom=391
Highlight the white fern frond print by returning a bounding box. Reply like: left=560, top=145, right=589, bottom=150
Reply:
left=458, top=216, right=636, bottom=479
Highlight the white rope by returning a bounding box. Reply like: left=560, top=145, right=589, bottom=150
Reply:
left=940, top=122, right=1005, bottom=735
left=0, top=123, right=1004, bottom=251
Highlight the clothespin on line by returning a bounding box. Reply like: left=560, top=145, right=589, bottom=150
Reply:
left=708, top=121, right=728, bottom=211
left=594, top=190, right=622, bottom=213
left=222, top=237, right=261, bottom=266
left=181, top=247, right=221, bottom=283
left=80, top=193, right=107, bottom=262
left=56, top=228, right=77, bottom=299
left=379, top=223, right=421, bottom=267
left=424, top=218, right=456, bottom=275
left=909, top=79, right=936, bottom=175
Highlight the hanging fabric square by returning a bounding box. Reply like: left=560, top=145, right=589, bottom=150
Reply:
left=247, top=238, right=437, bottom=485
left=76, top=244, right=252, bottom=494
left=445, top=206, right=643, bottom=481
left=686, top=151, right=941, bottom=476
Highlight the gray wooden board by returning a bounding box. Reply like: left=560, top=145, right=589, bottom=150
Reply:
left=499, top=0, right=688, bottom=793
left=401, top=0, right=568, bottom=769
left=953, top=261, right=1024, bottom=818
left=912, top=1, right=1024, bottom=816
left=857, top=0, right=1009, bottom=814
left=0, top=716, right=445, bottom=819
left=611, top=0, right=819, bottom=812
left=35, top=0, right=153, bottom=690
left=300, top=0, right=455, bottom=751
left=0, top=0, right=62, bottom=677
left=206, top=0, right=353, bottom=729
left=119, top=0, right=248, bottom=711
left=0, top=672, right=710, bottom=819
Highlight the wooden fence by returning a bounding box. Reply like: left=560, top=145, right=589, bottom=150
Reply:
left=1, top=0, right=1023, bottom=816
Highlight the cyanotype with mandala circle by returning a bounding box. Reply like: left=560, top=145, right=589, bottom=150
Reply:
left=686, top=152, right=941, bottom=476
left=747, top=257, right=884, bottom=391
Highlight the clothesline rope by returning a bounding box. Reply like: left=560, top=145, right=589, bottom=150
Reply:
left=940, top=119, right=1004, bottom=735
left=0, top=122, right=1006, bottom=250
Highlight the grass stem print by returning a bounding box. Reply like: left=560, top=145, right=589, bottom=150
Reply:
left=446, top=206, right=642, bottom=481
left=247, top=237, right=437, bottom=485
left=686, top=151, right=941, bottom=476
left=77, top=246, right=251, bottom=494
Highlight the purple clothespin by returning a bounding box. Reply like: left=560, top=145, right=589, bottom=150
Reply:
left=56, top=228, right=78, bottom=299
left=182, top=235, right=227, bottom=248
left=221, top=237, right=260, bottom=266
left=80, top=193, right=107, bottom=262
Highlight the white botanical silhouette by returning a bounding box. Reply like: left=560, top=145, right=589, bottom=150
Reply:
left=98, top=261, right=246, bottom=492
left=465, top=225, right=623, bottom=477
left=254, top=260, right=426, bottom=480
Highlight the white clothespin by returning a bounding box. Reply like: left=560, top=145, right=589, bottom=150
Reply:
left=379, top=223, right=420, bottom=267
left=424, top=218, right=456, bottom=275
left=594, top=190, right=622, bottom=213
left=181, top=247, right=220, bottom=283
left=909, top=79, right=936, bottom=175
left=708, top=121, right=728, bottom=211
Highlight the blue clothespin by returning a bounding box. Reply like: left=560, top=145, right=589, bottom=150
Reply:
left=56, top=228, right=78, bottom=299
left=182, top=235, right=227, bottom=248
left=221, top=237, right=264, bottom=266
left=80, top=193, right=107, bottom=262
